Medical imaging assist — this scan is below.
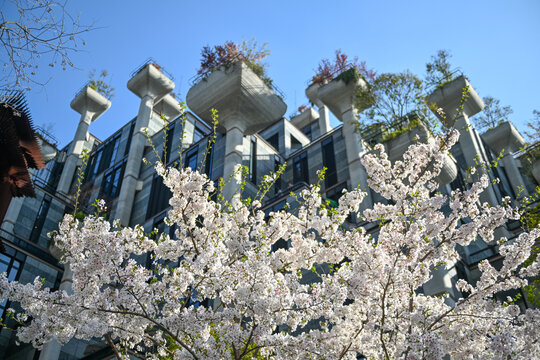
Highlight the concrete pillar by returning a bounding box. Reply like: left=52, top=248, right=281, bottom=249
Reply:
left=481, top=121, right=528, bottom=198
left=39, top=245, right=73, bottom=360
left=222, top=124, right=246, bottom=202
left=317, top=105, right=331, bottom=135
left=428, top=76, right=499, bottom=207
left=116, top=64, right=175, bottom=226
left=315, top=75, right=373, bottom=212
left=306, top=83, right=332, bottom=137
left=186, top=61, right=286, bottom=202
left=57, top=86, right=111, bottom=195
left=1, top=197, right=24, bottom=233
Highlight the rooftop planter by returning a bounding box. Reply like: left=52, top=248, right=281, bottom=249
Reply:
left=317, top=67, right=373, bottom=121
left=533, top=159, right=540, bottom=184
left=428, top=75, right=484, bottom=127
left=290, top=106, right=318, bottom=129
left=70, top=85, right=111, bottom=122
left=153, top=94, right=182, bottom=120
left=383, top=120, right=457, bottom=186
left=127, top=63, right=174, bottom=103
left=481, top=121, right=525, bottom=155
left=186, top=60, right=286, bottom=135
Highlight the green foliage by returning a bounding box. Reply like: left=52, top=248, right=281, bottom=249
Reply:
left=521, top=198, right=540, bottom=307
left=473, top=96, right=513, bottom=133
left=524, top=109, right=540, bottom=144
left=425, top=50, right=454, bottom=89
left=380, top=117, right=423, bottom=143
left=88, top=69, right=114, bottom=99
left=357, top=71, right=431, bottom=128
left=197, top=39, right=273, bottom=89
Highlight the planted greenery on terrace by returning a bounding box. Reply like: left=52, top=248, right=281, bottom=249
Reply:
left=195, top=40, right=273, bottom=88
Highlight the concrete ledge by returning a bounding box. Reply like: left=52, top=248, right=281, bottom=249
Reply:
left=186, top=61, right=286, bottom=135
left=481, top=121, right=525, bottom=154
left=154, top=94, right=182, bottom=120
left=428, top=76, right=484, bottom=127
left=305, top=83, right=322, bottom=106
left=70, top=85, right=111, bottom=121
left=533, top=160, right=540, bottom=184
left=127, top=64, right=174, bottom=102
left=384, top=124, right=457, bottom=186
left=317, top=75, right=367, bottom=121
left=290, top=107, right=319, bottom=129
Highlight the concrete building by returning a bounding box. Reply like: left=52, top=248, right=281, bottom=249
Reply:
left=0, top=60, right=538, bottom=359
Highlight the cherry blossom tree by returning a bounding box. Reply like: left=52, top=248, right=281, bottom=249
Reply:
left=1, top=128, right=540, bottom=359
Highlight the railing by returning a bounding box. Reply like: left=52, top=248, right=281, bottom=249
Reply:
left=0, top=228, right=63, bottom=272
left=31, top=173, right=74, bottom=208
left=34, top=126, right=58, bottom=146
left=130, top=58, right=175, bottom=80
left=262, top=181, right=310, bottom=210
left=73, top=81, right=92, bottom=99
left=188, top=58, right=285, bottom=99
left=307, top=62, right=358, bottom=87
left=425, top=68, right=464, bottom=95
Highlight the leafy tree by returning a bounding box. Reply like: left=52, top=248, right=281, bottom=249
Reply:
left=197, top=39, right=272, bottom=87
left=473, top=96, right=513, bottom=133
left=425, top=50, right=454, bottom=89
left=88, top=69, right=114, bottom=100
left=0, top=0, right=93, bottom=95
left=1, top=127, right=540, bottom=359
left=358, top=71, right=434, bottom=128
left=311, top=49, right=376, bottom=86
left=524, top=109, right=540, bottom=144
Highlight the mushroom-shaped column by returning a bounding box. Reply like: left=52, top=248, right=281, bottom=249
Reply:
left=187, top=61, right=286, bottom=202
left=116, top=64, right=174, bottom=226
left=316, top=73, right=372, bottom=212
left=154, top=94, right=183, bottom=120
left=306, top=83, right=332, bottom=136
left=428, top=76, right=498, bottom=206
left=57, top=86, right=110, bottom=195
left=482, top=121, right=528, bottom=197
left=290, top=107, right=319, bottom=137
left=38, top=244, right=73, bottom=360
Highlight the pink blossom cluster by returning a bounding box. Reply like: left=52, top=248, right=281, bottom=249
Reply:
left=1, top=131, right=539, bottom=359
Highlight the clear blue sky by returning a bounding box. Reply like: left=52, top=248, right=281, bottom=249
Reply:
left=22, top=0, right=540, bottom=147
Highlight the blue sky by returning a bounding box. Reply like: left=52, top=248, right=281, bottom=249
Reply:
left=19, top=0, right=540, bottom=147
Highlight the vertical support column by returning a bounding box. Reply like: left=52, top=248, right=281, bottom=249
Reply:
left=501, top=154, right=529, bottom=198
left=116, top=95, right=154, bottom=226
left=453, top=116, right=499, bottom=206
left=116, top=64, right=175, bottom=226
left=317, top=104, right=331, bottom=135
left=56, top=112, right=92, bottom=194
left=38, top=265, right=73, bottom=360
left=222, top=124, right=245, bottom=203
left=56, top=86, right=111, bottom=195
left=316, top=77, right=373, bottom=213
left=341, top=108, right=373, bottom=212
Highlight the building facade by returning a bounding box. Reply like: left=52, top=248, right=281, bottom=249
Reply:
left=1, top=60, right=538, bottom=359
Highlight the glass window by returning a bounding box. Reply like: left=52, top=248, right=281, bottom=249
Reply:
left=29, top=195, right=52, bottom=243
left=293, top=152, right=309, bottom=184
left=125, top=121, right=136, bottom=156
left=162, top=124, right=175, bottom=163
left=321, top=137, right=337, bottom=188
left=302, top=125, right=312, bottom=140
left=100, top=161, right=125, bottom=199
left=193, top=127, right=204, bottom=144
left=267, top=133, right=279, bottom=150
left=0, top=247, right=24, bottom=319
left=185, top=148, right=198, bottom=171
left=146, top=174, right=172, bottom=219
left=250, top=138, right=257, bottom=184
